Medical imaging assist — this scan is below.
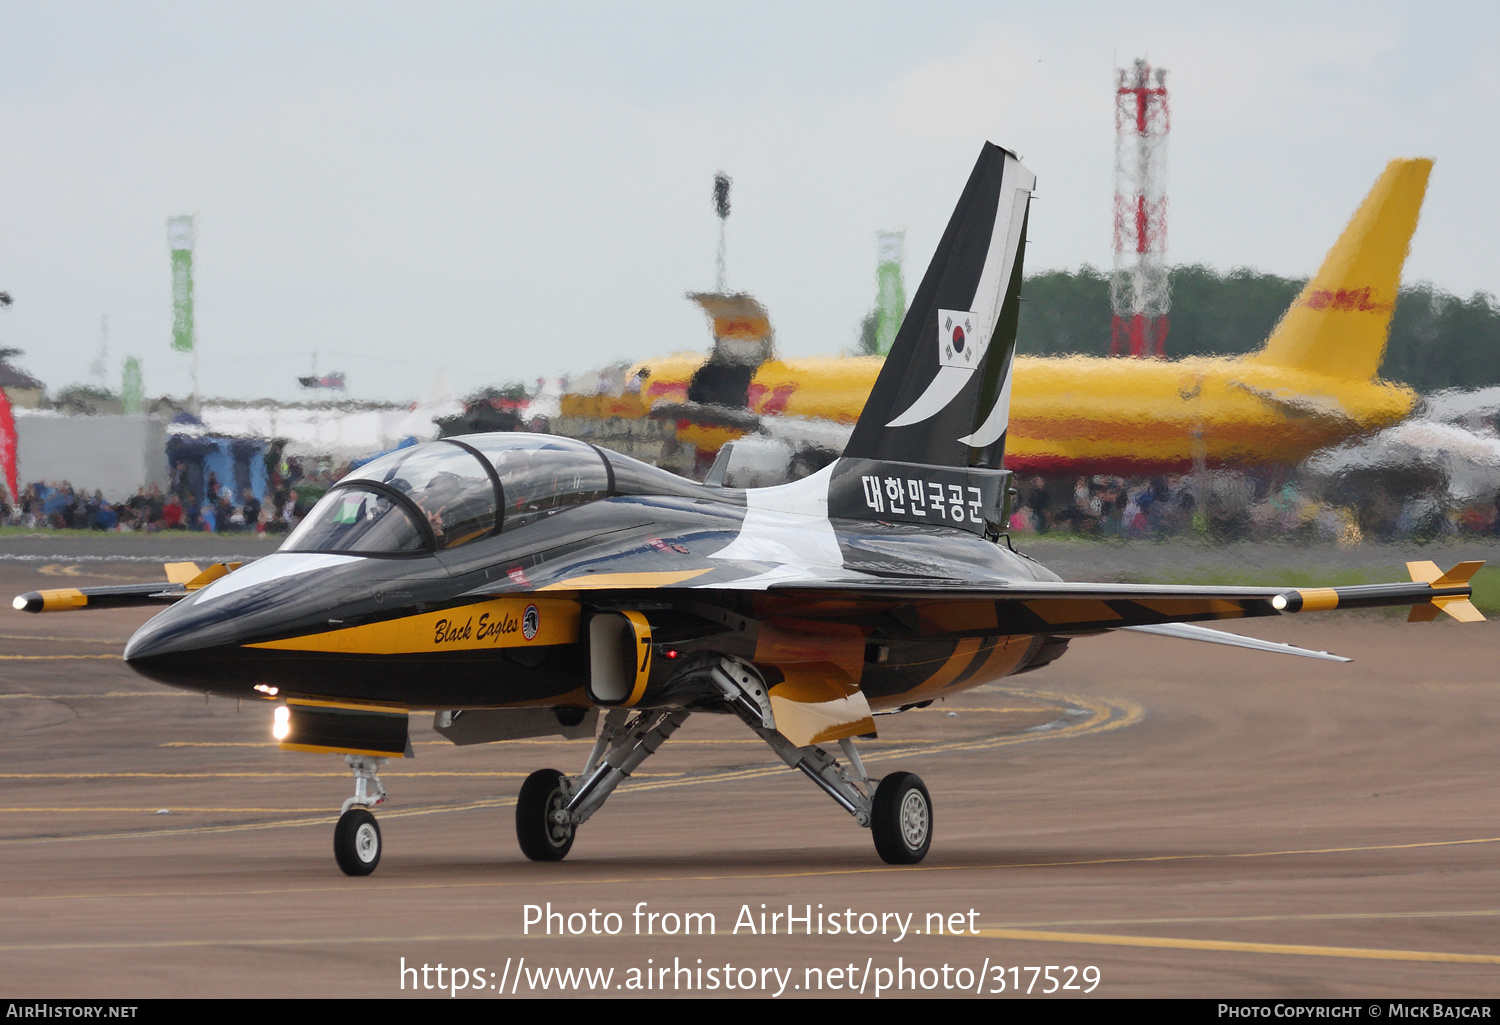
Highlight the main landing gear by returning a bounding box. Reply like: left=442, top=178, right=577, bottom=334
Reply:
left=515, top=707, right=688, bottom=863
left=333, top=755, right=388, bottom=876
left=514, top=658, right=934, bottom=865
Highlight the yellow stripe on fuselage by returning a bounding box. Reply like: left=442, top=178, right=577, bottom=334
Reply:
left=247, top=598, right=580, bottom=655
left=538, top=570, right=709, bottom=591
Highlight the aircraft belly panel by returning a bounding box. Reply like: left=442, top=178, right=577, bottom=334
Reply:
left=858, top=633, right=1034, bottom=707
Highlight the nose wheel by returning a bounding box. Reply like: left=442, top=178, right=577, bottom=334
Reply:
left=332, top=755, right=388, bottom=876
left=334, top=807, right=382, bottom=876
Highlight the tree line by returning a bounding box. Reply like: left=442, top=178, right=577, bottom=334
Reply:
left=1014, top=266, right=1500, bottom=392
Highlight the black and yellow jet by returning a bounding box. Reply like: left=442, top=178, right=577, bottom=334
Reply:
left=15, top=143, right=1482, bottom=876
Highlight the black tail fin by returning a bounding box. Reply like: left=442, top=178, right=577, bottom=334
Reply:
left=829, top=142, right=1033, bottom=535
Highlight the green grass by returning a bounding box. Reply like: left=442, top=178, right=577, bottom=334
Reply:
left=1469, top=568, right=1498, bottom=615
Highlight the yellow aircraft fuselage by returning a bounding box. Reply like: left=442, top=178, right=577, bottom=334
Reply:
left=564, top=157, right=1432, bottom=476
left=602, top=352, right=1415, bottom=475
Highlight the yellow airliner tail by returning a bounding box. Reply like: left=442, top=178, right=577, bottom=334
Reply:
left=1247, top=158, right=1432, bottom=381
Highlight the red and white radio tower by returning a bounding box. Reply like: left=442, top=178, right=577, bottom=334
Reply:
left=1110, top=58, right=1170, bottom=358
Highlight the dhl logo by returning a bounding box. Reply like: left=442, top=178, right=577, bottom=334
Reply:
left=1304, top=287, right=1392, bottom=313
left=748, top=381, right=798, bottom=415
left=714, top=316, right=771, bottom=340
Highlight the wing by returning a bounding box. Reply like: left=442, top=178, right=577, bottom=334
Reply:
left=14, top=562, right=240, bottom=613
left=757, top=566, right=1485, bottom=635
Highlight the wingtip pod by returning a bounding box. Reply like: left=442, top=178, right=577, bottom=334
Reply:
left=1271, top=560, right=1484, bottom=622
left=1249, top=157, right=1433, bottom=382
left=13, top=589, right=86, bottom=613
left=10, top=562, right=242, bottom=614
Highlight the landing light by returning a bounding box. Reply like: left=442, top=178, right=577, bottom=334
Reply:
left=1271, top=594, right=1288, bottom=610
left=11, top=596, right=25, bottom=611
left=272, top=705, right=291, bottom=741
left=254, top=684, right=279, bottom=696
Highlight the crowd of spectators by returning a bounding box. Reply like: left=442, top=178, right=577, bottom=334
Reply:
left=5, top=455, right=351, bottom=534
left=4, top=453, right=1497, bottom=544
left=1010, top=471, right=1500, bottom=543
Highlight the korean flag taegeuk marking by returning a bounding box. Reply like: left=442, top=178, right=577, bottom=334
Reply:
left=938, top=309, right=977, bottom=369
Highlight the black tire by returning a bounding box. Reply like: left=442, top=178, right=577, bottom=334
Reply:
left=516, top=768, right=575, bottom=862
left=871, top=772, right=933, bottom=865
left=333, top=807, right=382, bottom=876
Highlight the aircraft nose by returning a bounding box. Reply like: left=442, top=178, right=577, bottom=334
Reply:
left=123, top=597, right=239, bottom=685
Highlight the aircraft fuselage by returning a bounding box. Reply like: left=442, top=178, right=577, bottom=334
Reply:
left=614, top=352, right=1416, bottom=477
left=123, top=477, right=1064, bottom=712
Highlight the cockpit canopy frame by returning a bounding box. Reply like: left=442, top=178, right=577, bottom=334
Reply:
left=283, top=435, right=614, bottom=556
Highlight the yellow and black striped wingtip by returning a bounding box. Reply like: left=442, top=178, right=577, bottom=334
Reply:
left=12, top=581, right=194, bottom=613
left=1272, top=560, right=1485, bottom=623
left=13, top=589, right=87, bottom=613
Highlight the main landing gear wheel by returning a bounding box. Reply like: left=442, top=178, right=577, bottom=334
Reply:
left=334, top=807, right=382, bottom=876
left=517, top=768, right=575, bottom=862
left=871, top=772, right=932, bottom=865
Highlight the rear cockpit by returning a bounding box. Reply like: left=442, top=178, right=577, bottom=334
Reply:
left=282, top=434, right=730, bottom=555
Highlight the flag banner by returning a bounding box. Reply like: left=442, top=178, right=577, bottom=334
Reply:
left=122, top=356, right=144, bottom=414
left=875, top=230, right=905, bottom=356
left=0, top=387, right=18, bottom=504
left=167, top=215, right=196, bottom=353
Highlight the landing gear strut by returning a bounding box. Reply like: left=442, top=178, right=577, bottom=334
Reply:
left=333, top=755, right=388, bottom=877
left=709, top=657, right=934, bottom=865
left=512, top=657, right=936, bottom=865
left=515, top=708, right=690, bottom=862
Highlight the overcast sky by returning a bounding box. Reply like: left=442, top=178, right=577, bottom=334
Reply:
left=0, top=1, right=1493, bottom=403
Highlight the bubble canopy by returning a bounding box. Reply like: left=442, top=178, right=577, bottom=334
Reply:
left=282, top=436, right=611, bottom=555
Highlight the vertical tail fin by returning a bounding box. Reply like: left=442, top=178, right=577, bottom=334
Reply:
left=1247, top=158, right=1432, bottom=380
left=830, top=143, right=1033, bottom=534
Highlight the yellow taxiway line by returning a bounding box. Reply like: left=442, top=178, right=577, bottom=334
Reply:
left=969, top=927, right=1500, bottom=964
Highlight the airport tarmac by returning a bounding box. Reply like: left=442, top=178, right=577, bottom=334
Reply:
left=0, top=554, right=1497, bottom=999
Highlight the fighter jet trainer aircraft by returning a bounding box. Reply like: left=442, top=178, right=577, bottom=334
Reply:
left=16, top=143, right=1483, bottom=876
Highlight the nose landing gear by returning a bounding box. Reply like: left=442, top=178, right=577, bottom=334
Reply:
left=334, top=807, right=382, bottom=875
left=333, top=755, right=388, bottom=877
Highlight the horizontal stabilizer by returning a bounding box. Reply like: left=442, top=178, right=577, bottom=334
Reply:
left=1122, top=622, right=1350, bottom=661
